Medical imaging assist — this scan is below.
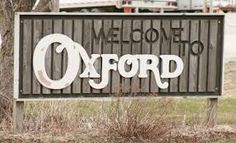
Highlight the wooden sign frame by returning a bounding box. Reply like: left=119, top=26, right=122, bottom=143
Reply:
left=14, top=13, right=224, bottom=100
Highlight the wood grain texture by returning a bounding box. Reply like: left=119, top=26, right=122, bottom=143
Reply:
left=121, top=20, right=131, bottom=93
left=22, top=20, right=32, bottom=94
left=82, top=19, right=92, bottom=94
left=72, top=20, right=83, bottom=94
left=62, top=20, right=72, bottom=94
left=207, top=20, right=218, bottom=92
left=170, top=20, right=180, bottom=92
left=179, top=20, right=190, bottom=92
left=112, top=20, right=122, bottom=94
left=160, top=20, right=170, bottom=93
left=92, top=19, right=103, bottom=94
left=140, top=20, right=151, bottom=93
left=150, top=20, right=160, bottom=93
left=189, top=20, right=199, bottom=92
left=42, top=19, right=52, bottom=94
left=131, top=20, right=141, bottom=93
left=199, top=20, right=208, bottom=92
left=19, top=16, right=223, bottom=97
left=102, top=19, right=112, bottom=93
left=52, top=19, right=62, bottom=94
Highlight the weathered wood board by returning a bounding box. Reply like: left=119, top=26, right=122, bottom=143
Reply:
left=15, top=13, right=224, bottom=99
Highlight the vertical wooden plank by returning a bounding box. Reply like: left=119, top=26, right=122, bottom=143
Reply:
left=216, top=19, right=223, bottom=93
left=52, top=19, right=62, bottom=94
left=140, top=20, right=151, bottom=93
left=82, top=19, right=92, bottom=93
left=102, top=19, right=112, bottom=93
left=22, top=20, right=32, bottom=94
left=131, top=19, right=141, bottom=93
left=198, top=20, right=208, bottom=92
left=170, top=20, right=180, bottom=92
left=112, top=19, right=122, bottom=93
left=160, top=20, right=171, bottom=93
left=62, top=20, right=72, bottom=94
left=42, top=19, right=52, bottom=94
left=150, top=20, right=160, bottom=93
left=189, top=20, right=199, bottom=92
left=179, top=20, right=189, bottom=92
left=92, top=19, right=103, bottom=94
left=207, top=20, right=218, bottom=92
left=73, top=19, right=83, bottom=94
left=121, top=20, right=131, bottom=93
left=32, top=20, right=42, bottom=94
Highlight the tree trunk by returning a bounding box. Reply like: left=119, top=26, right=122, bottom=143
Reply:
left=0, top=0, right=58, bottom=126
left=0, top=0, right=32, bottom=122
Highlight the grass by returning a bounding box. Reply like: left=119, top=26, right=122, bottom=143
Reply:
left=23, top=97, right=236, bottom=126
left=217, top=98, right=236, bottom=124
left=22, top=97, right=236, bottom=133
left=22, top=98, right=236, bottom=130
left=170, top=98, right=236, bottom=125
left=1, top=97, right=229, bottom=142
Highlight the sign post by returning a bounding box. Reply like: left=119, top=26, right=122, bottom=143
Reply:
left=206, top=98, right=218, bottom=127
left=13, top=1, right=60, bottom=133
left=205, top=0, right=219, bottom=128
left=13, top=13, right=224, bottom=132
left=13, top=11, right=24, bottom=133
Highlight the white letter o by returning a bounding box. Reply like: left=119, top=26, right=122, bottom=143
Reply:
left=33, top=34, right=80, bottom=89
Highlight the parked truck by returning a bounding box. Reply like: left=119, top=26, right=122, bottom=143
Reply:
left=60, top=0, right=177, bottom=12
left=59, top=0, right=236, bottom=13
left=177, top=0, right=236, bottom=12
left=213, top=0, right=236, bottom=12
left=177, top=0, right=205, bottom=11
left=121, top=0, right=177, bottom=11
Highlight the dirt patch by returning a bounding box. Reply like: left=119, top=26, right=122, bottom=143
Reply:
left=0, top=125, right=235, bottom=143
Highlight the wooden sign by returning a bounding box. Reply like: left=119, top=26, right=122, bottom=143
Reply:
left=14, top=13, right=224, bottom=99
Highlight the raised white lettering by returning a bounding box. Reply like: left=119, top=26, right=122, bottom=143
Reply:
left=33, top=34, right=184, bottom=90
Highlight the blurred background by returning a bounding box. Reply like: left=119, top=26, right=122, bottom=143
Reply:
left=29, top=0, right=236, bottom=62
left=31, top=0, right=236, bottom=61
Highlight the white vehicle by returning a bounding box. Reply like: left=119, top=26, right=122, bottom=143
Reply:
left=59, top=0, right=236, bottom=12
left=60, top=0, right=177, bottom=12
left=177, top=0, right=205, bottom=11
left=121, top=0, right=177, bottom=11
left=177, top=0, right=236, bottom=12
left=60, top=0, right=117, bottom=9
left=60, top=0, right=118, bottom=12
left=213, top=0, right=236, bottom=7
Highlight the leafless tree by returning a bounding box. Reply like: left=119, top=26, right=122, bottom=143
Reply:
left=0, top=0, right=32, bottom=123
left=0, top=0, right=57, bottom=124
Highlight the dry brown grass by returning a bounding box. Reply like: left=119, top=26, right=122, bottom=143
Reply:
left=97, top=98, right=175, bottom=142
left=0, top=98, right=179, bottom=142
left=20, top=98, right=176, bottom=142
left=0, top=98, right=235, bottom=142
